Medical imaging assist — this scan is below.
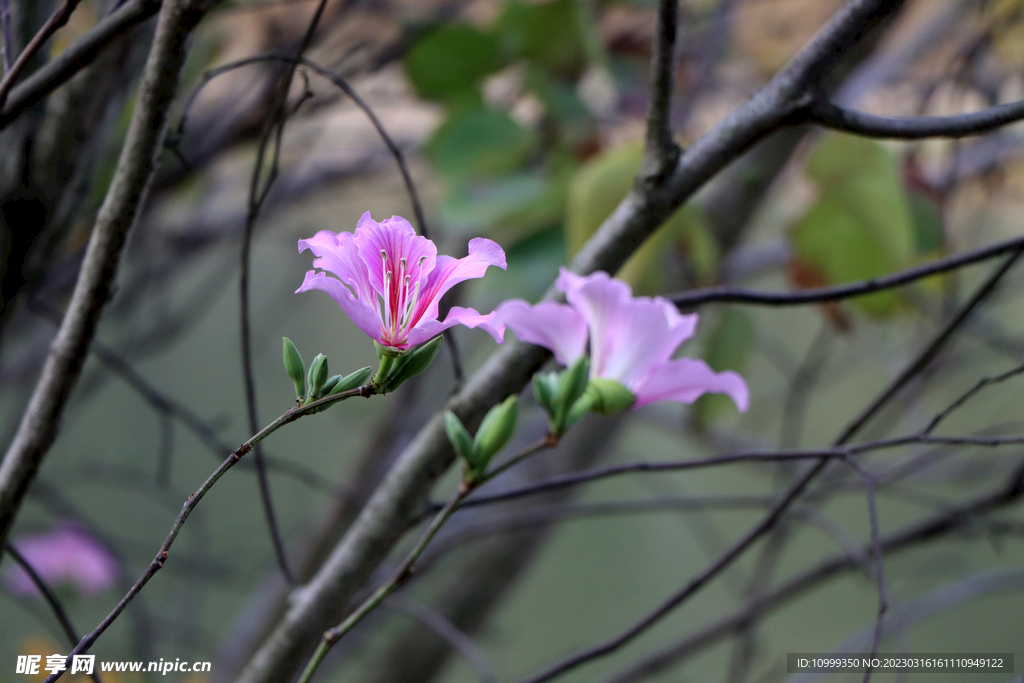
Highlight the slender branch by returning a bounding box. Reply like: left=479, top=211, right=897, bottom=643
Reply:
left=296, top=436, right=555, bottom=683
left=835, top=248, right=1024, bottom=444
left=385, top=595, right=498, bottom=683
left=640, top=0, right=681, bottom=183
left=0, top=0, right=159, bottom=130
left=922, top=361, right=1024, bottom=435
left=4, top=543, right=104, bottom=683
left=670, top=234, right=1024, bottom=309
left=238, top=0, right=329, bottom=589
left=807, top=97, right=1024, bottom=139
left=0, top=0, right=207, bottom=549
left=0, top=0, right=83, bottom=110
left=40, top=383, right=375, bottom=683
left=601, top=459, right=1024, bottom=683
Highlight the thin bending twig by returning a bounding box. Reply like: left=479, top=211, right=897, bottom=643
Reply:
left=238, top=0, right=329, bottom=589
left=842, top=457, right=887, bottom=683
left=4, top=544, right=104, bottom=683
left=670, top=233, right=1024, bottom=309
left=835, top=248, right=1024, bottom=444
left=922, top=362, right=1024, bottom=435
left=0, top=0, right=83, bottom=109
left=385, top=595, right=498, bottom=683
left=807, top=97, right=1024, bottom=139
left=41, top=383, right=376, bottom=683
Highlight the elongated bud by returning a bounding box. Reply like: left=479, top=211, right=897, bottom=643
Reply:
left=321, top=375, right=342, bottom=396
left=473, top=395, right=518, bottom=469
left=586, top=378, right=636, bottom=415
left=555, top=356, right=590, bottom=422
left=283, top=337, right=306, bottom=399
left=444, top=411, right=475, bottom=464
left=373, top=336, right=443, bottom=393
left=532, top=372, right=558, bottom=417
left=307, top=353, right=329, bottom=399
left=329, top=366, right=373, bottom=395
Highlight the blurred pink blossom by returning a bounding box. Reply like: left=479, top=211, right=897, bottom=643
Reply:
left=4, top=523, right=118, bottom=597
left=497, top=268, right=749, bottom=411
left=297, top=212, right=507, bottom=350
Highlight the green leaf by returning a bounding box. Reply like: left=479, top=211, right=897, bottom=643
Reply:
left=498, top=0, right=589, bottom=78
left=565, top=143, right=713, bottom=294
left=792, top=133, right=916, bottom=316
left=405, top=24, right=501, bottom=102
left=426, top=105, right=536, bottom=180
left=282, top=337, right=306, bottom=399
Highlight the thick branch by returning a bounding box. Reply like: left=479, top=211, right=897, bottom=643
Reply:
left=0, top=0, right=203, bottom=548
left=639, top=0, right=680, bottom=183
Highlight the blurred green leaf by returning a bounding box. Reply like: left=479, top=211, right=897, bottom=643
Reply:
left=405, top=24, right=501, bottom=101
left=498, top=0, right=589, bottom=78
left=566, top=142, right=714, bottom=293
left=426, top=105, right=536, bottom=180
left=792, top=134, right=916, bottom=316
left=908, top=191, right=944, bottom=255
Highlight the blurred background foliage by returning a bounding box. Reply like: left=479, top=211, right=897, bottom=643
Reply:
left=4, top=0, right=1024, bottom=682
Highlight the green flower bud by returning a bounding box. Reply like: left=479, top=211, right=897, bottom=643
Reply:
left=282, top=337, right=306, bottom=399
left=307, top=353, right=329, bottom=399
left=329, top=366, right=373, bottom=395
left=554, top=356, right=590, bottom=426
left=321, top=375, right=343, bottom=396
left=586, top=378, right=637, bottom=415
left=473, top=395, right=518, bottom=468
left=444, top=411, right=475, bottom=464
left=373, top=336, right=443, bottom=393
left=532, top=372, right=558, bottom=416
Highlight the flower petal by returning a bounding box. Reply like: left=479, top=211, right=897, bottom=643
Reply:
left=556, top=269, right=698, bottom=385
left=410, top=238, right=507, bottom=328
left=353, top=212, right=437, bottom=298
left=4, top=525, right=118, bottom=597
left=297, top=270, right=382, bottom=342
left=632, top=358, right=749, bottom=412
left=495, top=299, right=587, bottom=366
left=298, top=229, right=375, bottom=304
left=406, top=306, right=505, bottom=347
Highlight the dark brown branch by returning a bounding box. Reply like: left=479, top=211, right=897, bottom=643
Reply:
left=807, top=97, right=1024, bottom=139
left=0, top=0, right=83, bottom=110
left=670, top=234, right=1024, bottom=309
left=640, top=0, right=681, bottom=184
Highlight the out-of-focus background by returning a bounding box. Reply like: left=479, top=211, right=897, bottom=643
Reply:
left=3, top=0, right=1024, bottom=681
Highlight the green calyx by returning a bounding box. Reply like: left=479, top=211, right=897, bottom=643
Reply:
left=372, top=336, right=444, bottom=393
left=585, top=378, right=636, bottom=415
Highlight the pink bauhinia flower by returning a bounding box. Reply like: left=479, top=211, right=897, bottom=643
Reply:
left=297, top=212, right=507, bottom=351
left=4, top=523, right=118, bottom=597
left=496, top=268, right=749, bottom=411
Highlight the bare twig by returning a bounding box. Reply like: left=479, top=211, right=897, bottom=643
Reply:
left=670, top=234, right=1024, bottom=309
left=41, top=383, right=376, bottom=683
left=807, top=97, right=1024, bottom=139
left=0, top=0, right=83, bottom=110
left=4, top=543, right=104, bottom=683
left=0, top=0, right=209, bottom=549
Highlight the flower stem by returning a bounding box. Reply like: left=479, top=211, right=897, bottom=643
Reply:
left=296, top=434, right=556, bottom=683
